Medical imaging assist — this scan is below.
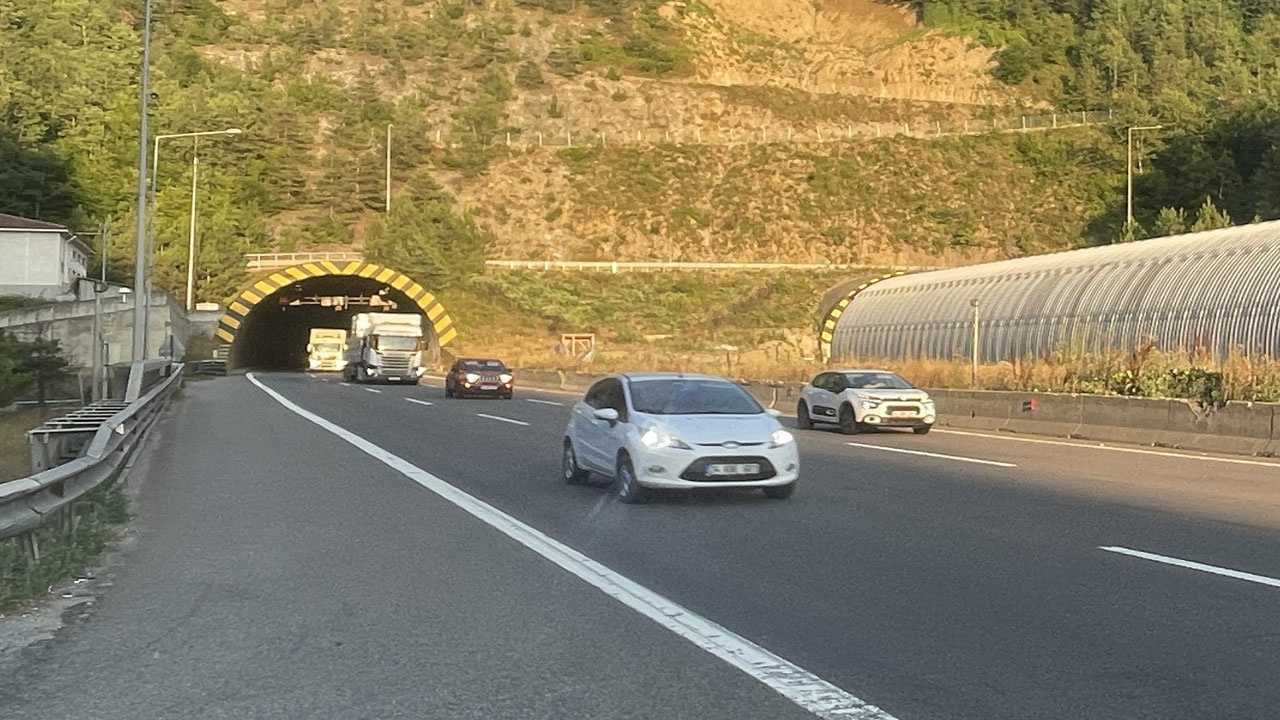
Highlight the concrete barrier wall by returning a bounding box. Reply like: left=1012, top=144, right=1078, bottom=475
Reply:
left=511, top=368, right=1279, bottom=458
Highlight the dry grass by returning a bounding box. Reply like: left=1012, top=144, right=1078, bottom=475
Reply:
left=0, top=407, right=68, bottom=482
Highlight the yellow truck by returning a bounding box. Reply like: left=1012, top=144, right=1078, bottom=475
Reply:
left=306, top=328, right=347, bottom=372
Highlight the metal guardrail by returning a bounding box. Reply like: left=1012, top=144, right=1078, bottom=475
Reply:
left=485, top=260, right=944, bottom=273
left=245, top=252, right=363, bottom=272
left=0, top=365, right=183, bottom=547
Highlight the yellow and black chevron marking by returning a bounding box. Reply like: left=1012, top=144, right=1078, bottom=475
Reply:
left=214, top=261, right=457, bottom=348
left=818, top=271, right=908, bottom=363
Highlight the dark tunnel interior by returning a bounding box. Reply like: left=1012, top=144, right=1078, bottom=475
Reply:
left=231, top=275, right=432, bottom=370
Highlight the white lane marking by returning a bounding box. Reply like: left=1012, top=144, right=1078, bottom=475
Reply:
left=364, top=388, right=382, bottom=394
left=847, top=442, right=1016, bottom=468
left=406, top=398, right=433, bottom=407
left=526, top=398, right=564, bottom=407
left=246, top=373, right=895, bottom=720
left=1100, top=546, right=1280, bottom=589
left=936, top=429, right=1280, bottom=469
left=476, top=413, right=531, bottom=427
left=340, top=382, right=352, bottom=387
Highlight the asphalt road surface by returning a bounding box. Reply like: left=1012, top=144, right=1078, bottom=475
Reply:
left=4, top=372, right=1280, bottom=720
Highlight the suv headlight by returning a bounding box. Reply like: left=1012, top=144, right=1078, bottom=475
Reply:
left=499, top=373, right=513, bottom=384
left=860, top=400, right=879, bottom=410
left=640, top=427, right=691, bottom=450
left=465, top=372, right=480, bottom=383
left=770, top=429, right=795, bottom=447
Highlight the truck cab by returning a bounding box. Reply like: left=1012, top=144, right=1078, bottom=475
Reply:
left=343, top=313, right=427, bottom=385
left=306, top=328, right=347, bottom=372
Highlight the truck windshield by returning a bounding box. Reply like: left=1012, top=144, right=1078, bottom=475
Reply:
left=375, top=336, right=418, bottom=352
left=314, top=344, right=341, bottom=353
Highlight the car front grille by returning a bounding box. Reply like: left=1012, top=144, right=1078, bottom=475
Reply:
left=884, top=405, right=920, bottom=414
left=679, top=456, right=777, bottom=482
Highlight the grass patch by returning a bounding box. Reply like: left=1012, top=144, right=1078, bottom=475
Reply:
left=0, top=407, right=67, bottom=482
left=0, top=484, right=129, bottom=611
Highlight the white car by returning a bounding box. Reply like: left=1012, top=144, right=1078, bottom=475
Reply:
left=562, top=373, right=800, bottom=503
left=797, top=369, right=936, bottom=435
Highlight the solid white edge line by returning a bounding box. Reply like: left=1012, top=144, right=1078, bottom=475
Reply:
left=364, top=388, right=382, bottom=394
left=1100, top=546, right=1280, bottom=589
left=475, top=413, right=531, bottom=427
left=936, top=429, right=1280, bottom=469
left=245, top=373, right=895, bottom=720
left=847, top=442, right=1016, bottom=468
left=406, top=398, right=433, bottom=407
left=525, top=398, right=564, bottom=407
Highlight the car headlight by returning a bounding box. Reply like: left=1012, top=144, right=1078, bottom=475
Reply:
left=770, top=428, right=795, bottom=448
left=640, top=427, right=691, bottom=450
left=860, top=400, right=879, bottom=410
left=499, top=373, right=513, bottom=384
left=923, top=399, right=935, bottom=407
left=465, top=372, right=480, bottom=383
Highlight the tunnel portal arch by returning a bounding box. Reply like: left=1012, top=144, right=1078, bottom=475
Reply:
left=215, top=260, right=457, bottom=369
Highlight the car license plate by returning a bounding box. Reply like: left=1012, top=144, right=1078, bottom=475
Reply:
left=388, top=376, right=402, bottom=382
left=480, top=384, right=499, bottom=390
left=892, top=410, right=915, bottom=417
left=706, top=463, right=760, bottom=477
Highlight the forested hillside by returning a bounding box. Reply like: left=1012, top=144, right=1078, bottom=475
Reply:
left=2, top=0, right=1279, bottom=308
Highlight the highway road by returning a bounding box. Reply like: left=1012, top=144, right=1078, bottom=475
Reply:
left=4, top=372, right=1280, bottom=719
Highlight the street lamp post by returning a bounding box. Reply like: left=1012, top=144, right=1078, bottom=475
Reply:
left=1127, top=125, right=1163, bottom=227
left=148, top=128, right=242, bottom=313
left=970, top=297, right=982, bottom=387
left=130, top=0, right=153, bottom=365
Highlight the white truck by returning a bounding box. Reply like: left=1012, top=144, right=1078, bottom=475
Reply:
left=306, top=328, right=347, bottom=372
left=343, top=312, right=426, bottom=385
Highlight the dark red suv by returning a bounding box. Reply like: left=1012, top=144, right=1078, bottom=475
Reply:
left=445, top=359, right=514, bottom=399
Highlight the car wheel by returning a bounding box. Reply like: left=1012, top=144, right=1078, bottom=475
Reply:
left=763, top=483, right=795, bottom=500
left=913, top=426, right=932, bottom=435
left=563, top=440, right=589, bottom=485
left=796, top=401, right=813, bottom=430
left=445, top=385, right=453, bottom=398
left=503, top=392, right=513, bottom=400
left=839, top=404, right=860, bottom=435
left=616, top=454, right=648, bottom=504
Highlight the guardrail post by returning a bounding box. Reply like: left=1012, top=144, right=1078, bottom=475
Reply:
left=21, top=531, right=39, bottom=562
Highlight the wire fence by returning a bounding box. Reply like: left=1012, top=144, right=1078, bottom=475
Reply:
left=430, top=109, right=1115, bottom=150
left=484, top=260, right=944, bottom=274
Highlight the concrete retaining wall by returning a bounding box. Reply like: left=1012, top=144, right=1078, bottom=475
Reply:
left=511, top=368, right=1279, bottom=458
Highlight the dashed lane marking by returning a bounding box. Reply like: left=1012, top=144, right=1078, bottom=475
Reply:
left=476, top=413, right=531, bottom=427
left=1100, top=546, right=1280, bottom=589
left=847, top=442, right=1017, bottom=468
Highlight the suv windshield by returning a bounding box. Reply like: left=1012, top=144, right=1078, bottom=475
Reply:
left=629, top=379, right=763, bottom=415
left=461, top=360, right=506, bottom=372
left=844, top=372, right=913, bottom=390
left=375, top=336, right=418, bottom=352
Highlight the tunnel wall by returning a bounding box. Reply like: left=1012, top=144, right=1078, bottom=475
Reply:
left=215, top=260, right=457, bottom=355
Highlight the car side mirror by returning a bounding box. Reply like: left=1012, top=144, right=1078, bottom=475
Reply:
left=593, top=408, right=620, bottom=424
left=306, top=344, right=314, bottom=353
left=765, top=408, right=783, bottom=418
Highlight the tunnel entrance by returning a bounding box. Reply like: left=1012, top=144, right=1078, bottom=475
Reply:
left=215, top=262, right=457, bottom=370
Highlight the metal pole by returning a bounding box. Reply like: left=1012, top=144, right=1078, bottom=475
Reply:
left=130, top=0, right=153, bottom=362
left=970, top=298, right=981, bottom=387
left=385, top=123, right=392, bottom=214
left=186, top=140, right=199, bottom=312
left=1126, top=127, right=1134, bottom=227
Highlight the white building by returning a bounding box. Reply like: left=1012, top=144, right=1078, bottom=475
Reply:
left=0, top=212, right=92, bottom=300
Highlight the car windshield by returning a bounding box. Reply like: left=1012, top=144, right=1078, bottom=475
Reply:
left=376, top=336, right=418, bottom=352
left=462, top=360, right=506, bottom=372
left=844, top=372, right=914, bottom=390
left=314, top=343, right=341, bottom=352
left=628, top=379, right=763, bottom=415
